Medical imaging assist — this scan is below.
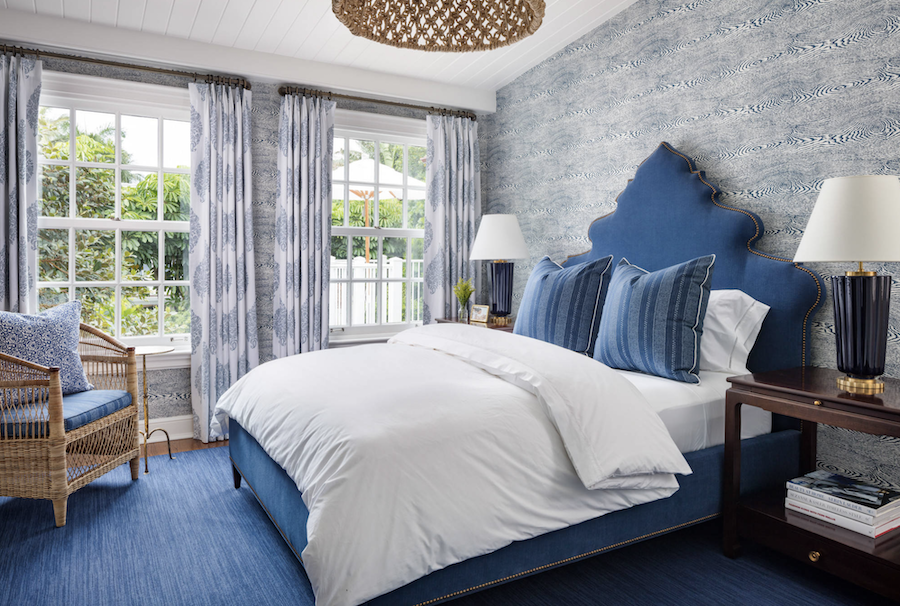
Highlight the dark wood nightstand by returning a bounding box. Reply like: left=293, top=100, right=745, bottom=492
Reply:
left=435, top=318, right=515, bottom=332
left=724, top=366, right=900, bottom=601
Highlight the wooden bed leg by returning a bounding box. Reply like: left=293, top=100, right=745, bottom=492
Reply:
left=233, top=464, right=242, bottom=489
left=130, top=456, right=140, bottom=480
left=723, top=392, right=742, bottom=558
left=53, top=497, right=68, bottom=528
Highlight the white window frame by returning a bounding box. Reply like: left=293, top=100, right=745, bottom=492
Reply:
left=330, top=110, right=427, bottom=344
left=36, top=72, right=191, bottom=355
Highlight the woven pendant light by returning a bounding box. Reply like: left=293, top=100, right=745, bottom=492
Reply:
left=332, top=0, right=546, bottom=52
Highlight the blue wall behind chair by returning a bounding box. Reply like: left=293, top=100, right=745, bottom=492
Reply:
left=479, top=0, right=900, bottom=488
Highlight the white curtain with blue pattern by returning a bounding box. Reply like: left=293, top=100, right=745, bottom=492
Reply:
left=0, top=55, right=41, bottom=313
left=273, top=94, right=335, bottom=356
left=423, top=115, right=480, bottom=324
left=188, top=83, right=258, bottom=442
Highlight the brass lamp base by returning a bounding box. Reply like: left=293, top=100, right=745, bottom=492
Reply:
left=836, top=375, right=884, bottom=395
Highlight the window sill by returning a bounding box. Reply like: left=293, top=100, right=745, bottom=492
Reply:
left=328, top=325, right=418, bottom=348
left=137, top=348, right=191, bottom=371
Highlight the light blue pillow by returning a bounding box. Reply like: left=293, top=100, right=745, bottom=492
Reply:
left=0, top=301, right=93, bottom=395
left=594, top=255, right=716, bottom=383
left=514, top=255, right=614, bottom=355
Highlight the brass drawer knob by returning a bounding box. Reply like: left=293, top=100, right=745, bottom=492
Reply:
left=809, top=550, right=821, bottom=562
left=813, top=400, right=822, bottom=406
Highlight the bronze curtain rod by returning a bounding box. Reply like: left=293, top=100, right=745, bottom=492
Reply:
left=278, top=85, right=476, bottom=121
left=0, top=43, right=251, bottom=90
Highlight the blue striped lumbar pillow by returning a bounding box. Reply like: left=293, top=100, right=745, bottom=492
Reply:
left=514, top=255, right=614, bottom=355
left=594, top=255, right=716, bottom=383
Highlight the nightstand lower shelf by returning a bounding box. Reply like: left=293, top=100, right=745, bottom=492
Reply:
left=738, top=489, right=900, bottom=601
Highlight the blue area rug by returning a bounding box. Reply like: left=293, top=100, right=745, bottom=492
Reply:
left=0, top=447, right=891, bottom=605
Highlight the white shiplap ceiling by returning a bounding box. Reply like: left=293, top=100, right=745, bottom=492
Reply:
left=0, top=0, right=636, bottom=94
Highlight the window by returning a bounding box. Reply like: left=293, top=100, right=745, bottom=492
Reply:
left=36, top=73, right=190, bottom=346
left=330, top=113, right=426, bottom=339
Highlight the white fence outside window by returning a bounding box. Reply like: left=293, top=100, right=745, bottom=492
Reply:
left=330, top=257, right=424, bottom=325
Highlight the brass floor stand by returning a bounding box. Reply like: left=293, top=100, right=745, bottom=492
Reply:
left=136, top=347, right=176, bottom=474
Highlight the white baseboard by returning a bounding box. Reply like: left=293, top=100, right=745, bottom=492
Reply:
left=144, top=414, right=193, bottom=443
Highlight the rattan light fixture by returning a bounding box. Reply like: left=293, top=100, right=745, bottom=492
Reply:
left=332, top=0, right=546, bottom=52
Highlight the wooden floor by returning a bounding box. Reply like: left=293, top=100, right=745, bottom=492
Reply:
left=142, top=437, right=227, bottom=458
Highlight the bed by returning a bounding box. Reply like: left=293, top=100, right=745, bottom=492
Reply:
left=222, top=142, right=823, bottom=605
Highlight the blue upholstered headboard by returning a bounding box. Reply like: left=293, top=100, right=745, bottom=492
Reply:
left=564, top=142, right=823, bottom=375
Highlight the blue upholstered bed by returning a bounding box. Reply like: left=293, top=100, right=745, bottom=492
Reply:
left=228, top=142, right=823, bottom=605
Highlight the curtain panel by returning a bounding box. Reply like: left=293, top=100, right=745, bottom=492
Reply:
left=273, top=94, right=335, bottom=357
left=0, top=55, right=41, bottom=313
left=188, top=83, right=258, bottom=442
left=423, top=115, right=481, bottom=324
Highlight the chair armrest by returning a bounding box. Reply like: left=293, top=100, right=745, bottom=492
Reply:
left=0, top=352, right=65, bottom=437
left=77, top=324, right=138, bottom=402
left=79, top=323, right=130, bottom=355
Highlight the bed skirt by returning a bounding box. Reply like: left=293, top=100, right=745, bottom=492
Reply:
left=229, top=420, right=800, bottom=605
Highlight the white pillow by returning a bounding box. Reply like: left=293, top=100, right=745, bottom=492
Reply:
left=699, top=290, right=770, bottom=375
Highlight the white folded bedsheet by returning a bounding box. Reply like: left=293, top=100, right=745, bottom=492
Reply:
left=615, top=369, right=771, bottom=454
left=215, top=325, right=691, bottom=606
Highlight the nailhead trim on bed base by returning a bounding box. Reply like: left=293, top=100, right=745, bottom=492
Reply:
left=412, top=512, right=722, bottom=606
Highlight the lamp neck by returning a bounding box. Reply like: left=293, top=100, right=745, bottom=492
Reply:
left=846, top=261, right=876, bottom=277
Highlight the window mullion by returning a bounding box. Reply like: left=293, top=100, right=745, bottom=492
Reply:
left=378, top=236, right=384, bottom=325
left=347, top=243, right=354, bottom=327
left=157, top=116, right=165, bottom=339
left=158, top=230, right=165, bottom=338
left=69, top=108, right=76, bottom=220
left=115, top=112, right=122, bottom=219
left=115, top=229, right=122, bottom=338
left=402, top=145, right=408, bottom=228
left=158, top=117, right=164, bottom=222
left=406, top=237, right=412, bottom=323
left=343, top=137, right=350, bottom=227
left=373, top=139, right=380, bottom=229
left=68, top=227, right=75, bottom=303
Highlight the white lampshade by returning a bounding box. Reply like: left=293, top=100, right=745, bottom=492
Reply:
left=794, top=175, right=900, bottom=263
left=469, top=214, right=529, bottom=261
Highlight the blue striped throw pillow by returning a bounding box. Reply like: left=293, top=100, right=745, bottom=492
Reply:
left=514, top=255, right=614, bottom=355
left=594, top=255, right=716, bottom=383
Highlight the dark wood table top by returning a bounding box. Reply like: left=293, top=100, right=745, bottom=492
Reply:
left=728, top=366, right=900, bottom=418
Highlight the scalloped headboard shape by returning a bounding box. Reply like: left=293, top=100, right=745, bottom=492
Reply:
left=564, top=142, right=823, bottom=374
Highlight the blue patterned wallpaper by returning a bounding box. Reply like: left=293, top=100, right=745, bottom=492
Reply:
left=479, top=0, right=900, bottom=488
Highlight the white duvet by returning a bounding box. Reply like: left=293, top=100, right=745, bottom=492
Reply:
left=215, top=324, right=691, bottom=606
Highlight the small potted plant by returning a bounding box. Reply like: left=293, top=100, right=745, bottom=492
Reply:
left=453, top=278, right=475, bottom=324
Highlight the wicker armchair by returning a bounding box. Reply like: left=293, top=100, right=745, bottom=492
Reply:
left=0, top=324, right=140, bottom=527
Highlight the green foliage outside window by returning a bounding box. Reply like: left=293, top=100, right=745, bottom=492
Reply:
left=330, top=140, right=425, bottom=259
left=37, top=108, right=190, bottom=336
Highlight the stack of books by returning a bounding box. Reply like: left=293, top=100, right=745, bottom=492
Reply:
left=785, top=470, right=900, bottom=539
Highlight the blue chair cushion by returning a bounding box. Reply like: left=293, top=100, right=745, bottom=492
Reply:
left=62, top=390, right=132, bottom=432
left=514, top=255, right=614, bottom=355
left=594, top=255, right=716, bottom=383
left=0, top=300, right=93, bottom=395
left=0, top=390, right=132, bottom=438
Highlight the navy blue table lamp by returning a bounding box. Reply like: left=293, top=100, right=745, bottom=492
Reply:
left=470, top=215, right=529, bottom=319
left=794, top=175, right=900, bottom=394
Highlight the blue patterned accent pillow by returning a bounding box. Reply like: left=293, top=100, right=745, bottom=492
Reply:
left=0, top=301, right=93, bottom=395
left=594, top=255, right=716, bottom=383
left=514, top=255, right=614, bottom=355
